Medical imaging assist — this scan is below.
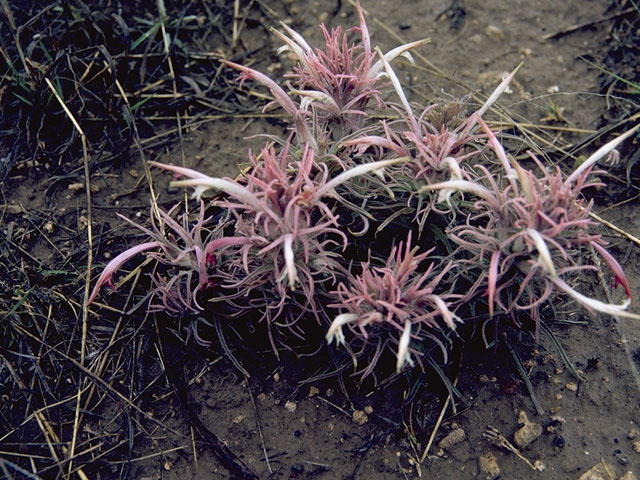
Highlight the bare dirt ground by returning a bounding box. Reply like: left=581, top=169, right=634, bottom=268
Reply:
left=1, top=1, right=639, bottom=479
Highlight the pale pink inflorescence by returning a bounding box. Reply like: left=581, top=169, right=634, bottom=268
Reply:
left=89, top=0, right=639, bottom=380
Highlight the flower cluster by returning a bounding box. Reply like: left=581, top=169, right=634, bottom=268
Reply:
left=89, top=1, right=639, bottom=379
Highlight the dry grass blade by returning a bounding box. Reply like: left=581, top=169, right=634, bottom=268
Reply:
left=44, top=77, right=93, bottom=480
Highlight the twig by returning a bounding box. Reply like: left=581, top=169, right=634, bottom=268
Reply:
left=542, top=7, right=634, bottom=40
left=156, top=323, right=260, bottom=480
left=589, top=211, right=640, bottom=248
left=483, top=426, right=543, bottom=471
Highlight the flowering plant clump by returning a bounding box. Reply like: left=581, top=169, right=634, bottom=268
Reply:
left=89, top=1, right=639, bottom=381
left=326, top=233, right=459, bottom=380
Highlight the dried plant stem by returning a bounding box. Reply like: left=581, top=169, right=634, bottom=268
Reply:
left=589, top=211, right=640, bottom=247
left=44, top=77, right=93, bottom=480
left=420, top=394, right=451, bottom=463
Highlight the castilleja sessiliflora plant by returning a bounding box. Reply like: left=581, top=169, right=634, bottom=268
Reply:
left=89, top=1, right=639, bottom=379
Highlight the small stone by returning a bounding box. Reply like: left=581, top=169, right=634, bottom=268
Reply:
left=232, top=415, right=246, bottom=424
left=479, top=374, right=491, bottom=383
left=128, top=168, right=139, bottom=178
left=438, top=428, right=466, bottom=450
left=478, top=453, right=500, bottom=479
left=628, top=428, right=639, bottom=440
left=90, top=184, right=100, bottom=193
left=514, top=419, right=542, bottom=449
left=519, top=47, right=533, bottom=57
left=257, top=393, right=267, bottom=401
left=565, top=382, right=578, bottom=392
left=546, top=418, right=564, bottom=434
left=517, top=411, right=530, bottom=426
left=43, top=221, right=54, bottom=234
left=364, top=405, right=373, bottom=415
left=576, top=461, right=616, bottom=480
left=308, top=386, right=319, bottom=398
left=284, top=401, right=297, bottom=412
left=552, top=435, right=566, bottom=449
left=619, top=472, right=638, bottom=480
left=632, top=440, right=640, bottom=453
left=68, top=183, right=84, bottom=191
left=550, top=406, right=562, bottom=414
left=485, top=25, right=504, bottom=41
left=352, top=410, right=368, bottom=425
left=273, top=372, right=280, bottom=382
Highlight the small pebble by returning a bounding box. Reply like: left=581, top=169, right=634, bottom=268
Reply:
left=485, top=25, right=504, bottom=41
left=364, top=405, right=373, bottom=415
left=619, top=472, right=638, bottom=480
left=273, top=372, right=280, bottom=382
left=438, top=428, right=466, bottom=450
left=478, top=452, right=500, bottom=480
left=518, top=411, right=530, bottom=426
left=628, top=428, right=639, bottom=440
left=576, top=461, right=616, bottom=480
left=632, top=440, right=640, bottom=453
left=308, top=386, right=319, bottom=398
left=514, top=411, right=542, bottom=449
left=352, top=410, right=368, bottom=425
left=565, top=382, right=578, bottom=392
left=284, top=400, right=297, bottom=412
left=232, top=415, right=246, bottom=424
